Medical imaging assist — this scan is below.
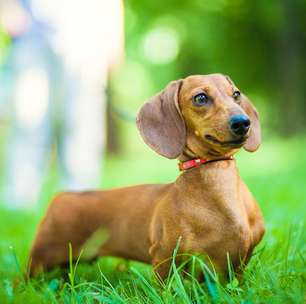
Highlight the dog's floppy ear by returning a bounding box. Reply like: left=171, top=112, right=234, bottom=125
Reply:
left=240, top=95, right=261, bottom=152
left=136, top=80, right=186, bottom=159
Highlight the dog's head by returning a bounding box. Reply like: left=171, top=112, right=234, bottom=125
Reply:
left=137, top=74, right=261, bottom=159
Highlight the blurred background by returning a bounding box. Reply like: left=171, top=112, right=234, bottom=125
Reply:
left=0, top=0, right=305, bottom=289
left=0, top=0, right=305, bottom=211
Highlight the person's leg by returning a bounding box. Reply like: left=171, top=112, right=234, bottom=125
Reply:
left=55, top=0, right=124, bottom=191
left=59, top=67, right=106, bottom=191
left=3, top=39, right=53, bottom=209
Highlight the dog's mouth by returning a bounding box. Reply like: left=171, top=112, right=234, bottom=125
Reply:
left=205, top=135, right=247, bottom=147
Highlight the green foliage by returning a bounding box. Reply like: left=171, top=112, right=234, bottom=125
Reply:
left=0, top=28, right=10, bottom=65
left=111, top=0, right=306, bottom=136
left=0, top=137, right=305, bottom=303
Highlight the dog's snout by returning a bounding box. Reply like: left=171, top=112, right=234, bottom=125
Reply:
left=229, top=115, right=250, bottom=136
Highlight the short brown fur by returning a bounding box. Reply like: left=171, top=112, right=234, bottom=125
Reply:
left=29, top=74, right=265, bottom=280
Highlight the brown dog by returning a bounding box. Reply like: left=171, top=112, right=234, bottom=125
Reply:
left=28, top=74, right=265, bottom=280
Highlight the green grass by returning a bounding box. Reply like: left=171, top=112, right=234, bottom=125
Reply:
left=0, top=137, right=305, bottom=303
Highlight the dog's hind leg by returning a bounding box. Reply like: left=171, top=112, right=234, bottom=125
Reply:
left=28, top=193, right=108, bottom=276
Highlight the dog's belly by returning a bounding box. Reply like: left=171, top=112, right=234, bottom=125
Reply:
left=92, top=183, right=173, bottom=263
left=97, top=210, right=154, bottom=263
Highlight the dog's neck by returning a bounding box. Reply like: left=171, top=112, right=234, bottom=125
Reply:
left=176, top=159, right=241, bottom=210
left=178, top=144, right=236, bottom=163
left=178, top=144, right=236, bottom=170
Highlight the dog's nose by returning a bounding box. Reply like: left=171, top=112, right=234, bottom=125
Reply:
left=229, top=115, right=250, bottom=136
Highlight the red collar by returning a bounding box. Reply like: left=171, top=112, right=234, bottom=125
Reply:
left=178, top=156, right=234, bottom=171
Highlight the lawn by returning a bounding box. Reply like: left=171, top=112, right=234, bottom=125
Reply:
left=0, top=137, right=305, bottom=303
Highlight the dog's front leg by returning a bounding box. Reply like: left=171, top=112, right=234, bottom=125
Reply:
left=149, top=241, right=172, bottom=281
left=148, top=214, right=172, bottom=281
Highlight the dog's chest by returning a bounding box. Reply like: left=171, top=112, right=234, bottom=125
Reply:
left=178, top=182, right=252, bottom=262
left=179, top=205, right=252, bottom=268
left=175, top=163, right=255, bottom=265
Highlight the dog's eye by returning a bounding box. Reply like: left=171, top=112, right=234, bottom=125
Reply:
left=233, top=91, right=241, bottom=100
left=193, top=93, right=209, bottom=106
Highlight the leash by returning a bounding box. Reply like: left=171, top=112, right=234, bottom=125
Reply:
left=178, top=156, right=234, bottom=171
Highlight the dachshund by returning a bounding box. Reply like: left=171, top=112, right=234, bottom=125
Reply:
left=28, top=74, right=265, bottom=280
